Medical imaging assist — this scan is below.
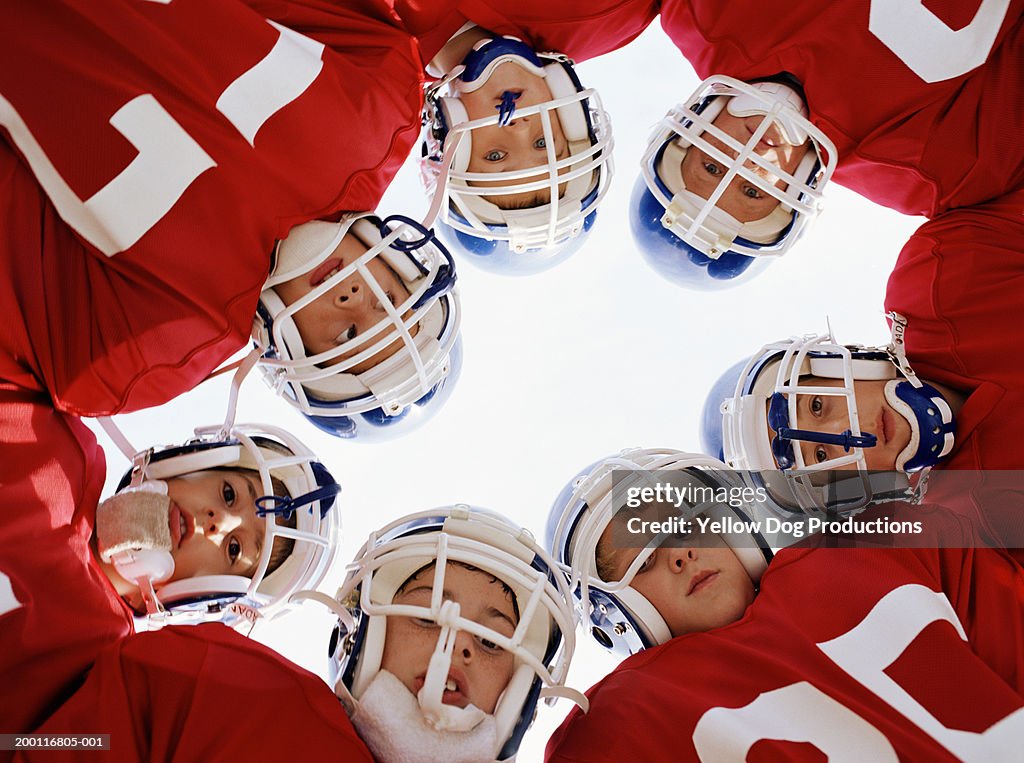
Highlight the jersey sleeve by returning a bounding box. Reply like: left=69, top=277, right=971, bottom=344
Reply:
left=546, top=541, right=1024, bottom=762
left=21, top=623, right=373, bottom=763
left=658, top=0, right=1024, bottom=216
left=0, top=383, right=134, bottom=736
left=395, top=0, right=657, bottom=67
left=885, top=190, right=1024, bottom=553
left=0, top=0, right=423, bottom=415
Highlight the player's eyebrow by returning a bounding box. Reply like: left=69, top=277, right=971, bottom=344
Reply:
left=244, top=475, right=258, bottom=503
left=485, top=604, right=518, bottom=632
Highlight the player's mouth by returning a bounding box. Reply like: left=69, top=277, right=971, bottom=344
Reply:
left=878, top=409, right=893, bottom=446
left=168, top=502, right=194, bottom=549
left=414, top=670, right=469, bottom=707
left=746, top=121, right=780, bottom=149
left=310, top=258, right=345, bottom=288
left=687, top=569, right=719, bottom=596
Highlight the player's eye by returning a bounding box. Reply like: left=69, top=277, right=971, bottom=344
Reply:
left=228, top=536, right=242, bottom=563
left=483, top=150, right=506, bottom=162
left=413, top=617, right=439, bottom=629
left=810, top=396, right=824, bottom=415
left=478, top=636, right=503, bottom=653
left=222, top=481, right=236, bottom=506
left=534, top=137, right=547, bottom=150
left=702, top=161, right=725, bottom=178
left=814, top=446, right=829, bottom=464
left=742, top=185, right=764, bottom=200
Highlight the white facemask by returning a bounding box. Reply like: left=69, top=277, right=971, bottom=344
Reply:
left=350, top=670, right=499, bottom=763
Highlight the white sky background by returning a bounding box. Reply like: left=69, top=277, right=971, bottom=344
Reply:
left=87, top=24, right=924, bottom=762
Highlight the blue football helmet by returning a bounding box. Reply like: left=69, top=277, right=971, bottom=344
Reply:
left=421, top=36, right=613, bottom=275
left=546, top=449, right=772, bottom=657
left=256, top=214, right=461, bottom=441
left=111, top=422, right=340, bottom=627
left=632, top=75, right=837, bottom=289
left=320, top=506, right=583, bottom=762
left=707, top=327, right=956, bottom=512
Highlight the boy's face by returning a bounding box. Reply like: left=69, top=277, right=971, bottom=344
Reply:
left=459, top=62, right=571, bottom=208
left=381, top=563, right=518, bottom=714
left=681, top=108, right=810, bottom=223
left=766, top=376, right=911, bottom=470
left=164, top=470, right=267, bottom=582
left=599, top=526, right=755, bottom=638
left=274, top=234, right=414, bottom=373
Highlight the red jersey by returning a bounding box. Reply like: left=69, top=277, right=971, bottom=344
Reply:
left=0, top=385, right=134, bottom=739
left=20, top=623, right=372, bottom=762
left=659, top=0, right=1024, bottom=217
left=548, top=539, right=1024, bottom=761
left=885, top=189, right=1024, bottom=558
left=0, top=0, right=423, bottom=416
left=400, top=0, right=658, bottom=67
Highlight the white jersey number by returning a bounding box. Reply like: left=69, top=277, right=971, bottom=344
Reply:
left=694, top=584, right=1024, bottom=761
left=0, top=21, right=324, bottom=256
left=869, top=0, right=1011, bottom=83
left=0, top=571, right=22, bottom=618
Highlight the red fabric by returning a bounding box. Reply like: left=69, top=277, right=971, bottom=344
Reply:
left=885, top=189, right=1024, bottom=559
left=547, top=515, right=1024, bottom=762
left=0, top=0, right=423, bottom=415
left=400, top=0, right=658, bottom=66
left=20, top=623, right=372, bottom=762
left=0, top=385, right=134, bottom=739
left=659, top=0, right=1024, bottom=217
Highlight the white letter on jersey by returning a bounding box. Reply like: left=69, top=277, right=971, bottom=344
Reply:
left=0, top=571, right=23, bottom=618
left=869, top=0, right=1010, bottom=83
left=818, top=583, right=1024, bottom=761
left=0, top=92, right=215, bottom=256
left=692, top=682, right=898, bottom=762
left=216, top=22, right=325, bottom=146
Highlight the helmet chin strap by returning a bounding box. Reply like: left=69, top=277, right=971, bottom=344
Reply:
left=884, top=312, right=956, bottom=472
left=884, top=381, right=956, bottom=472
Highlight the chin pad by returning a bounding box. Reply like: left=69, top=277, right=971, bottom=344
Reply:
left=884, top=380, right=955, bottom=472
left=96, top=481, right=172, bottom=562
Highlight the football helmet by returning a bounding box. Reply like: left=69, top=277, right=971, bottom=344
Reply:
left=421, top=36, right=613, bottom=275
left=113, top=422, right=340, bottom=626
left=324, top=506, right=582, bottom=761
left=706, top=325, right=956, bottom=512
left=631, top=75, right=837, bottom=289
left=546, top=449, right=772, bottom=656
left=256, top=214, right=462, bottom=440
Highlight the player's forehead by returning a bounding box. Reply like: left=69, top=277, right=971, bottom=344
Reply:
left=397, top=561, right=518, bottom=622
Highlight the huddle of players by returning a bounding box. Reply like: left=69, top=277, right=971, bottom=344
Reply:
left=3, top=0, right=1023, bottom=761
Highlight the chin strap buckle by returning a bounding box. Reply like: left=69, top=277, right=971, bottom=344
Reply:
left=886, top=311, right=919, bottom=385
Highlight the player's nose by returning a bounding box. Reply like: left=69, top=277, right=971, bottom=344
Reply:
left=201, top=505, right=243, bottom=536
left=666, top=546, right=697, bottom=572
left=454, top=629, right=477, bottom=662
left=334, top=279, right=368, bottom=307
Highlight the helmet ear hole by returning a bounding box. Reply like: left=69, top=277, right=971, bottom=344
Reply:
left=591, top=627, right=613, bottom=649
